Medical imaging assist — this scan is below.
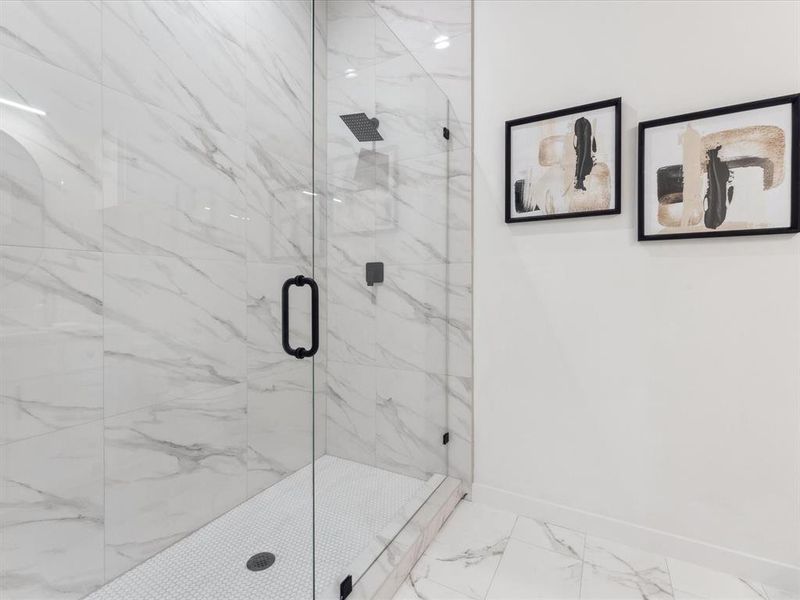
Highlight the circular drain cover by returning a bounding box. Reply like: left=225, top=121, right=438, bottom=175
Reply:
left=246, top=552, right=276, bottom=572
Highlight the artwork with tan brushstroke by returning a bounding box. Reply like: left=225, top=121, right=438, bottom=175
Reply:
left=506, top=99, right=619, bottom=222
left=641, top=97, right=797, bottom=240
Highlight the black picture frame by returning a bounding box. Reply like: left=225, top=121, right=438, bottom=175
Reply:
left=505, top=97, right=622, bottom=224
left=638, top=93, right=800, bottom=241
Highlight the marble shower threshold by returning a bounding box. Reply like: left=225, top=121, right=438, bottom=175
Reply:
left=86, top=455, right=444, bottom=600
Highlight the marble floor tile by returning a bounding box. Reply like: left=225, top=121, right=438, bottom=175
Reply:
left=486, top=538, right=582, bottom=600
left=393, top=577, right=467, bottom=600
left=409, top=501, right=515, bottom=599
left=0, top=421, right=104, bottom=600
left=511, top=516, right=585, bottom=561
left=581, top=536, right=673, bottom=599
left=667, top=558, right=769, bottom=600
left=397, top=501, right=793, bottom=600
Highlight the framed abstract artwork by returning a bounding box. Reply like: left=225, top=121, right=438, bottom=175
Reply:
left=505, top=98, right=621, bottom=223
left=638, top=94, right=799, bottom=241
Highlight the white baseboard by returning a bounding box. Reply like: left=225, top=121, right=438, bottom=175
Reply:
left=472, top=482, right=800, bottom=594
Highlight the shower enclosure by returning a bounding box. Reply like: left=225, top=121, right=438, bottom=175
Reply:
left=0, top=1, right=472, bottom=599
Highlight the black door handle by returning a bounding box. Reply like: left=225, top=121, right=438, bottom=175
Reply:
left=281, top=275, right=319, bottom=359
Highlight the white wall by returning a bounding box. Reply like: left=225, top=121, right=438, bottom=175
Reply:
left=473, top=0, right=800, bottom=589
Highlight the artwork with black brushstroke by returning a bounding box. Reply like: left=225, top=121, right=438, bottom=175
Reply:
left=505, top=98, right=621, bottom=223
left=639, top=94, right=799, bottom=241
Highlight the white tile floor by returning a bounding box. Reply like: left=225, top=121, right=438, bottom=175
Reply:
left=393, top=501, right=798, bottom=600
left=86, top=455, right=428, bottom=600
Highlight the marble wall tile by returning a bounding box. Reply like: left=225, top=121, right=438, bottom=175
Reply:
left=0, top=47, right=102, bottom=250
left=102, top=0, right=246, bottom=138
left=246, top=261, right=313, bottom=378
left=326, top=63, right=377, bottom=177
left=102, top=88, right=247, bottom=261
left=0, top=421, right=104, bottom=600
left=0, top=247, right=102, bottom=445
left=376, top=366, right=447, bottom=479
left=0, top=0, right=102, bottom=81
left=446, top=375, right=472, bottom=485
left=375, top=153, right=448, bottom=266
left=327, top=0, right=379, bottom=76
left=447, top=147, right=472, bottom=264
left=104, top=383, right=247, bottom=580
left=0, top=131, right=44, bottom=249
left=245, top=170, right=313, bottom=265
left=327, top=0, right=405, bottom=76
left=326, top=170, right=378, bottom=269
left=411, top=32, right=472, bottom=133
left=245, top=0, right=312, bottom=189
left=373, top=6, right=410, bottom=65
left=104, top=253, right=246, bottom=417
left=446, top=261, right=472, bottom=379
left=326, top=266, right=377, bottom=365
left=247, top=367, right=313, bottom=497
left=370, top=1, right=471, bottom=54
left=375, top=263, right=447, bottom=374
left=375, top=53, right=449, bottom=164
left=326, top=361, right=377, bottom=465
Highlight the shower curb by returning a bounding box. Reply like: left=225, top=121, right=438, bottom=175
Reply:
left=348, top=476, right=464, bottom=600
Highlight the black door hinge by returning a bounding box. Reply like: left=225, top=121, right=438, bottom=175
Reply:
left=442, top=432, right=450, bottom=445
left=340, top=575, right=353, bottom=600
left=442, top=126, right=450, bottom=140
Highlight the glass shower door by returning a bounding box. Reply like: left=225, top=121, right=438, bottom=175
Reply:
left=0, top=1, right=320, bottom=599
left=313, top=1, right=452, bottom=597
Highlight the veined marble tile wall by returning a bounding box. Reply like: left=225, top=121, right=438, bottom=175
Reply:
left=0, top=1, right=321, bottom=598
left=324, top=0, right=472, bottom=486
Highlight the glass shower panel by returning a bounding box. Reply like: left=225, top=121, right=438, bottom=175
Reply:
left=0, top=1, right=317, bottom=599
left=315, top=1, right=451, bottom=596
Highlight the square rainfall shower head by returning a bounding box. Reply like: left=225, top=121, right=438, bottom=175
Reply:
left=340, top=112, right=384, bottom=142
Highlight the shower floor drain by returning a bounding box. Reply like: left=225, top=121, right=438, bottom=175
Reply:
left=246, top=552, right=276, bottom=572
